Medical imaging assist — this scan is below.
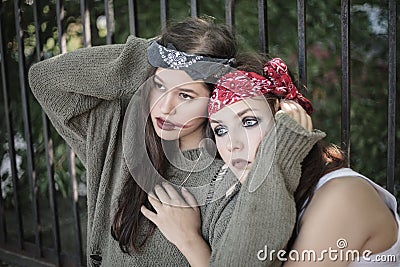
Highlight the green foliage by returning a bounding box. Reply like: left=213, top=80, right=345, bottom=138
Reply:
left=1, top=0, right=399, bottom=206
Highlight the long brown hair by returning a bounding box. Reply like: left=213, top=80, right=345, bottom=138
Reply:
left=235, top=53, right=347, bottom=247
left=111, top=17, right=237, bottom=254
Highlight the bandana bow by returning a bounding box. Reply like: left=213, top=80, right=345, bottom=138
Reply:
left=208, top=58, right=314, bottom=117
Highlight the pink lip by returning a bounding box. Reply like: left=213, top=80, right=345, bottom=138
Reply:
left=231, top=159, right=251, bottom=170
left=156, top=117, right=186, bottom=131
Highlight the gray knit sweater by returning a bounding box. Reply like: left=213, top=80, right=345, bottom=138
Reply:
left=28, top=36, right=325, bottom=266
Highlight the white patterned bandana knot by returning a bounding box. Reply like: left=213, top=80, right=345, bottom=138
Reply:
left=158, top=44, right=204, bottom=69
left=147, top=41, right=236, bottom=81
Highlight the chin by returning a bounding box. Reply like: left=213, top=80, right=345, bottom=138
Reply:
left=153, top=129, right=178, bottom=141
left=159, top=135, right=179, bottom=141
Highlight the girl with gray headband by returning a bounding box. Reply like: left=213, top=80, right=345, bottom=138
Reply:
left=29, top=17, right=237, bottom=266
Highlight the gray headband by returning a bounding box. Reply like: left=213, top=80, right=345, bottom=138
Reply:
left=147, top=41, right=236, bottom=81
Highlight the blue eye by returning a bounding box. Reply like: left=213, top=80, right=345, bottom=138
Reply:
left=179, top=93, right=194, bottom=100
left=214, top=125, right=228, bottom=137
left=242, top=117, right=259, bottom=127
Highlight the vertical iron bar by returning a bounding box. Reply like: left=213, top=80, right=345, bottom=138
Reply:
left=297, top=0, right=307, bottom=87
left=32, top=1, right=61, bottom=265
left=387, top=0, right=396, bottom=194
left=80, top=0, right=91, bottom=47
left=13, top=0, right=42, bottom=256
left=56, top=0, right=66, bottom=54
left=55, top=1, right=83, bottom=264
left=42, top=122, right=60, bottom=266
left=160, top=0, right=168, bottom=30
left=128, top=0, right=138, bottom=36
left=341, top=0, right=350, bottom=165
left=190, top=0, right=198, bottom=18
left=257, top=0, right=268, bottom=53
left=32, top=2, right=43, bottom=61
left=225, top=0, right=234, bottom=32
left=0, top=0, right=20, bottom=247
left=67, top=146, right=83, bottom=266
left=104, top=0, right=114, bottom=44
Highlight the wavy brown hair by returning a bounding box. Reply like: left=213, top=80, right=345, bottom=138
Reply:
left=111, top=17, right=237, bottom=254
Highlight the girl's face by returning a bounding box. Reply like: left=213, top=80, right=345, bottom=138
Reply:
left=149, top=68, right=210, bottom=150
left=210, top=95, right=275, bottom=180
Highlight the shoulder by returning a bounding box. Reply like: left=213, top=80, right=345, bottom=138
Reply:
left=126, top=35, right=153, bottom=50
left=308, top=175, right=385, bottom=214
left=312, top=175, right=379, bottom=206
left=302, top=176, right=385, bottom=230
left=297, top=175, right=397, bottom=252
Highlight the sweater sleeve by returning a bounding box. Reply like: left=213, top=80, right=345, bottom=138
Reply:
left=28, top=36, right=152, bottom=165
left=209, top=112, right=326, bottom=266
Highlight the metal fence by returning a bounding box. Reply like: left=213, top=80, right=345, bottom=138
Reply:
left=0, top=0, right=397, bottom=266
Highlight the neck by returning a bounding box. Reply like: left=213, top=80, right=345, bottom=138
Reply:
left=179, top=125, right=206, bottom=151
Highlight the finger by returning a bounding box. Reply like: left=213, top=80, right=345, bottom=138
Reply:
left=148, top=191, right=158, bottom=200
left=291, top=103, right=301, bottom=124
left=282, top=100, right=313, bottom=130
left=162, top=182, right=185, bottom=203
left=154, top=184, right=170, bottom=204
left=279, top=100, right=294, bottom=115
left=148, top=194, right=162, bottom=212
left=281, top=101, right=301, bottom=124
left=290, top=101, right=312, bottom=131
left=181, top=187, right=198, bottom=208
left=140, top=205, right=158, bottom=225
left=299, top=105, right=309, bottom=130
left=306, top=114, right=313, bottom=131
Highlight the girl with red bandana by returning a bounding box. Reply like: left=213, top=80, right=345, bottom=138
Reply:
left=141, top=54, right=399, bottom=267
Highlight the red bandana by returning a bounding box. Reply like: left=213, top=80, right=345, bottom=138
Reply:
left=208, top=58, right=314, bottom=117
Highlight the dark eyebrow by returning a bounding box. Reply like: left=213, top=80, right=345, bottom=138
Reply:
left=154, top=75, right=164, bottom=83
left=237, top=108, right=260, bottom=118
left=154, top=75, right=199, bottom=95
left=210, top=108, right=260, bottom=123
left=210, top=119, right=222, bottom=124
left=237, top=108, right=252, bottom=117
left=178, top=88, right=199, bottom=95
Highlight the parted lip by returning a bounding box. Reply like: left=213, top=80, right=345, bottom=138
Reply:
left=156, top=117, right=188, bottom=129
left=231, top=158, right=251, bottom=169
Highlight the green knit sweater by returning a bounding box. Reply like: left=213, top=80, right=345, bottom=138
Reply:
left=28, top=36, right=325, bottom=266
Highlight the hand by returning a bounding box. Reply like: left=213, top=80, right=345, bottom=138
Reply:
left=140, top=183, right=203, bottom=250
left=278, top=100, right=313, bottom=132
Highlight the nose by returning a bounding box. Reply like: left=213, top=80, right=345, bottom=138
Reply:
left=158, top=92, right=176, bottom=115
left=226, top=133, right=244, bottom=152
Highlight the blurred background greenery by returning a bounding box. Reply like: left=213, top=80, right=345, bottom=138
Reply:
left=0, top=0, right=399, bottom=212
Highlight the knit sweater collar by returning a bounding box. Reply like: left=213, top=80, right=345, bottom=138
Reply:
left=168, top=146, right=216, bottom=171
